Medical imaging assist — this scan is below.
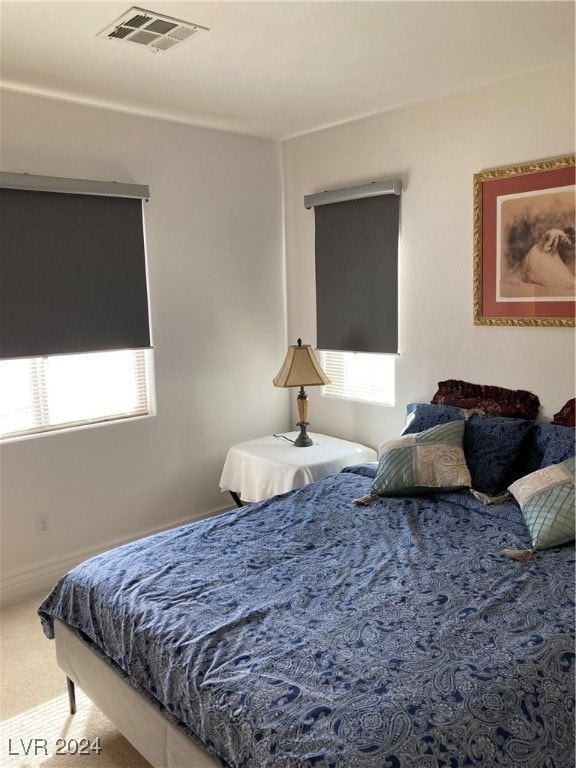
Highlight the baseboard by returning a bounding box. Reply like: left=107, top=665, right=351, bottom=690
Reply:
left=0, top=502, right=233, bottom=608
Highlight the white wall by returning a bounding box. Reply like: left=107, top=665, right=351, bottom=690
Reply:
left=282, top=61, right=575, bottom=449
left=0, top=92, right=288, bottom=605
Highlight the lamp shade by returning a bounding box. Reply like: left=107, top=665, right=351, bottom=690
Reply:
left=273, top=339, right=330, bottom=388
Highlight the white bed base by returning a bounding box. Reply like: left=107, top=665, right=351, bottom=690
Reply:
left=54, top=619, right=220, bottom=768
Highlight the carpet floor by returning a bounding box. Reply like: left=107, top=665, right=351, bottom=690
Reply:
left=0, top=594, right=151, bottom=768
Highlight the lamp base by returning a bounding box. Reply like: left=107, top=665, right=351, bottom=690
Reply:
left=294, top=422, right=313, bottom=447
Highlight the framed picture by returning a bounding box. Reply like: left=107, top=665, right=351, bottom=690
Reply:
left=473, top=155, right=575, bottom=326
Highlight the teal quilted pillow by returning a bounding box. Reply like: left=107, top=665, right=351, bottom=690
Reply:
left=509, top=456, right=575, bottom=550
left=372, top=421, right=471, bottom=496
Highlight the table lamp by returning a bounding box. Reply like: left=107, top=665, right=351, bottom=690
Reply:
left=273, top=338, right=330, bottom=446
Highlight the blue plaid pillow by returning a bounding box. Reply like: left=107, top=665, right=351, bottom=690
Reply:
left=373, top=420, right=471, bottom=496
left=509, top=457, right=575, bottom=549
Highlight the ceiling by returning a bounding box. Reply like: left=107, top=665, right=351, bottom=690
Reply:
left=1, top=1, right=574, bottom=140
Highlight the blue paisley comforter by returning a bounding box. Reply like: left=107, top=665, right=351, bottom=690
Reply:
left=39, top=466, right=575, bottom=768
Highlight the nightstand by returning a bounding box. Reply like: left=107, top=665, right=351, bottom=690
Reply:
left=219, top=432, right=377, bottom=505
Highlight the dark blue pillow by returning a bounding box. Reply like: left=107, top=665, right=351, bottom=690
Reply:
left=463, top=415, right=533, bottom=495
left=403, top=403, right=466, bottom=434
left=524, top=423, right=576, bottom=473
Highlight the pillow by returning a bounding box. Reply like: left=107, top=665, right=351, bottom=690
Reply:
left=402, top=404, right=533, bottom=496
left=432, top=379, right=540, bottom=420
left=402, top=402, right=467, bottom=434
left=372, top=421, right=471, bottom=497
left=553, top=398, right=575, bottom=427
left=463, top=415, right=533, bottom=496
left=525, top=423, right=576, bottom=472
left=509, top=457, right=575, bottom=550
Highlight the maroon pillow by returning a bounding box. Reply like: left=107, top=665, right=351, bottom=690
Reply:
left=431, top=379, right=540, bottom=420
left=552, top=398, right=575, bottom=427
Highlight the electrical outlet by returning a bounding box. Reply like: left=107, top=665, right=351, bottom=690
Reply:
left=36, top=514, right=50, bottom=535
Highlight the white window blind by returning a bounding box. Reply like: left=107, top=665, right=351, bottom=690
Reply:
left=322, top=351, right=395, bottom=405
left=0, top=349, right=153, bottom=440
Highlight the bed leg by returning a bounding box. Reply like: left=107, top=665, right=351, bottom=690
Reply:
left=66, top=676, right=77, bottom=715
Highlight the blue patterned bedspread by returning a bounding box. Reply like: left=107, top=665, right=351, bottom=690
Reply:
left=39, top=466, right=575, bottom=768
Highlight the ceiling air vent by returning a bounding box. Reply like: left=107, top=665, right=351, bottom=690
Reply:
left=97, top=7, right=208, bottom=53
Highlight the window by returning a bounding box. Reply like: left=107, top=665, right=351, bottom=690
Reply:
left=307, top=183, right=400, bottom=406
left=322, top=350, right=395, bottom=405
left=0, top=349, right=154, bottom=440
left=0, top=172, right=154, bottom=441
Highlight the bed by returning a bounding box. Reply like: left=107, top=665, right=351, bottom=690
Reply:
left=39, top=401, right=575, bottom=768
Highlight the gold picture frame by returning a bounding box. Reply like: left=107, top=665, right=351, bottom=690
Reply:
left=473, top=155, right=575, bottom=326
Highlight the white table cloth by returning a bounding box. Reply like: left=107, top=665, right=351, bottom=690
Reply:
left=219, top=432, right=377, bottom=503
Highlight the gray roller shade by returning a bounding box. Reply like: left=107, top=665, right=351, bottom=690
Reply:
left=0, top=183, right=151, bottom=360
left=313, top=192, right=399, bottom=353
